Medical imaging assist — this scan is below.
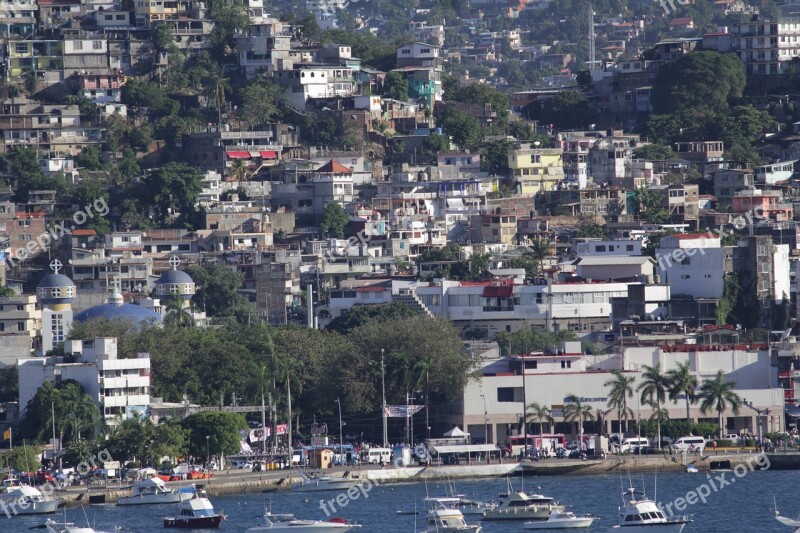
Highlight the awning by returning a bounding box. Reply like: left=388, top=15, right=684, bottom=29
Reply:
left=226, top=151, right=250, bottom=159
left=249, top=151, right=261, bottom=158
left=430, top=444, right=500, bottom=454
left=483, top=285, right=513, bottom=298
left=785, top=403, right=800, bottom=418
left=260, top=150, right=278, bottom=159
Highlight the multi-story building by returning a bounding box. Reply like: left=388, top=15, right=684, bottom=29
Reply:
left=656, top=234, right=727, bottom=299
left=731, top=13, right=800, bottom=76
left=236, top=17, right=294, bottom=77
left=274, top=65, right=355, bottom=110
left=0, top=294, right=41, bottom=364
left=507, top=144, right=564, bottom=194
left=470, top=212, right=518, bottom=245
left=732, top=188, right=793, bottom=221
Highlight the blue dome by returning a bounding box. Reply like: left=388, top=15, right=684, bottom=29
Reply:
left=74, top=302, right=163, bottom=326
left=156, top=269, right=194, bottom=285
left=37, top=273, right=76, bottom=304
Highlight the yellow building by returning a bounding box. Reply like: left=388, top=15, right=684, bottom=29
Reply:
left=507, top=145, right=564, bottom=195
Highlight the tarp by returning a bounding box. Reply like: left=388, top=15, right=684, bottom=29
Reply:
left=444, top=426, right=466, bottom=437
left=260, top=150, right=278, bottom=159
left=384, top=405, right=425, bottom=418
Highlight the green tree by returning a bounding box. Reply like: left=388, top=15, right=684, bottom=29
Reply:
left=209, top=0, right=250, bottom=58
left=164, top=293, right=195, bottom=328
left=182, top=411, right=247, bottom=459
left=632, top=144, right=677, bottom=160
left=666, top=361, right=698, bottom=422
left=139, top=162, right=203, bottom=227
left=185, top=264, right=251, bottom=318
left=153, top=22, right=176, bottom=52
left=238, top=76, right=283, bottom=128
left=650, top=51, right=745, bottom=115
left=327, top=303, right=418, bottom=335
left=634, top=187, right=670, bottom=224
left=441, top=108, right=482, bottom=150
left=0, top=366, right=18, bottom=402
left=319, top=201, right=348, bottom=238
left=637, top=364, right=669, bottom=448
left=523, top=91, right=595, bottom=130
left=19, top=380, right=102, bottom=444
left=605, top=370, right=635, bottom=443
left=563, top=394, right=595, bottom=449
left=480, top=140, right=511, bottom=175
left=525, top=402, right=553, bottom=436
left=6, top=445, right=42, bottom=472
left=423, top=133, right=450, bottom=154
left=698, top=370, right=741, bottom=439
left=383, top=72, right=409, bottom=101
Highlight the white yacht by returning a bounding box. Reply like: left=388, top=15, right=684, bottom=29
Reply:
left=483, top=491, right=564, bottom=521
left=450, top=496, right=497, bottom=515
left=44, top=518, right=118, bottom=533
left=609, top=488, right=691, bottom=532
left=524, top=511, right=595, bottom=529
left=246, top=512, right=361, bottom=532
left=117, top=477, right=193, bottom=506
left=425, top=503, right=482, bottom=532
left=292, top=472, right=362, bottom=493
left=0, top=478, right=61, bottom=514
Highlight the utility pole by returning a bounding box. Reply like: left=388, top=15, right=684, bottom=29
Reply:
left=381, top=348, right=387, bottom=447
left=261, top=392, right=267, bottom=456
left=521, top=341, right=528, bottom=458
left=335, top=398, right=344, bottom=463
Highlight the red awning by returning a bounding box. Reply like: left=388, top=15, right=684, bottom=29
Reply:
left=483, top=286, right=513, bottom=297
left=259, top=150, right=278, bottom=159
left=226, top=151, right=250, bottom=159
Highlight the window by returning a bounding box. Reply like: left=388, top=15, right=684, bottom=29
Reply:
left=595, top=245, right=606, bottom=252
left=561, top=360, right=572, bottom=369
left=524, top=360, right=537, bottom=370
left=16, top=304, right=23, bottom=311
left=626, top=245, right=634, bottom=251
left=681, top=274, right=691, bottom=279
left=497, top=387, right=516, bottom=402
left=420, top=48, right=430, bottom=54
left=17, top=321, right=24, bottom=331
left=401, top=49, right=410, bottom=54
left=74, top=41, right=83, bottom=50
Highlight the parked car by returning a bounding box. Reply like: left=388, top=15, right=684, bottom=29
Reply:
left=722, top=434, right=741, bottom=443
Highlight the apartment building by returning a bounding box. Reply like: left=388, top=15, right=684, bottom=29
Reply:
left=507, top=144, right=564, bottom=194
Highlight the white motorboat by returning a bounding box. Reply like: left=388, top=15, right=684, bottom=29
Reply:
left=608, top=487, right=691, bottom=532
left=117, top=477, right=193, bottom=506
left=163, top=489, right=225, bottom=528
left=483, top=491, right=564, bottom=521
left=292, top=472, right=362, bottom=493
left=450, top=496, right=497, bottom=515
left=246, top=511, right=361, bottom=532
left=425, top=503, right=482, bottom=532
left=524, top=511, right=595, bottom=529
left=44, top=518, right=119, bottom=533
left=774, top=500, right=800, bottom=528
left=685, top=465, right=698, bottom=474
left=0, top=478, right=61, bottom=515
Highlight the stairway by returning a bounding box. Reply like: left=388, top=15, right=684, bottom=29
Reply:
left=392, top=290, right=434, bottom=319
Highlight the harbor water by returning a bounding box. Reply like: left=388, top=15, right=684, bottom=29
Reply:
left=3, top=469, right=795, bottom=532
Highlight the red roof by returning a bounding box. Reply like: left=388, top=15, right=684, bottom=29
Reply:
left=315, top=160, right=352, bottom=174
left=72, top=229, right=96, bottom=236
left=670, top=18, right=693, bottom=25
left=670, top=233, right=715, bottom=240
left=259, top=150, right=278, bottom=159
left=226, top=151, right=250, bottom=159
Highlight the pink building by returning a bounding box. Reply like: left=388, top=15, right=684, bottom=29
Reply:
left=731, top=188, right=793, bottom=221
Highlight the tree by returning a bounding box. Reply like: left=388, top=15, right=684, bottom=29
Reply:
left=634, top=187, right=669, bottom=225
left=698, top=370, right=741, bottom=439
left=164, top=293, right=195, bottom=328
left=441, top=108, right=482, bottom=151
left=526, top=239, right=551, bottom=274
left=423, top=133, right=450, bottom=154
left=319, top=201, right=348, bottom=238
left=7, top=445, right=41, bottom=472
left=666, top=361, right=698, bottom=422
left=632, top=144, right=677, bottom=160
left=383, top=72, right=409, bottom=101
left=605, top=370, right=635, bottom=445
left=209, top=0, right=250, bottom=58
left=139, top=162, right=203, bottom=227
left=327, top=303, right=418, bottom=335
left=650, top=51, right=745, bottom=115
left=19, top=380, right=102, bottom=444
left=185, top=264, right=251, bottom=318
left=563, top=394, right=595, bottom=450
left=525, top=403, right=553, bottom=436
left=480, top=140, right=511, bottom=175
left=182, top=411, right=247, bottom=459
left=523, top=91, right=595, bottom=130
left=637, top=364, right=669, bottom=448
left=153, top=22, right=176, bottom=52
left=238, top=76, right=283, bottom=128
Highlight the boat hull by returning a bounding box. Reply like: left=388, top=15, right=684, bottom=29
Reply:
left=246, top=524, right=358, bottom=532
left=164, top=515, right=224, bottom=528
left=608, top=523, right=687, bottom=533
left=483, top=505, right=564, bottom=521
left=292, top=480, right=362, bottom=493
left=1, top=498, right=60, bottom=514
left=425, top=526, right=481, bottom=533
left=118, top=492, right=192, bottom=506
left=525, top=518, right=594, bottom=529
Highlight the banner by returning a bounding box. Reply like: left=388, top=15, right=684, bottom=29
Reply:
left=2, top=428, right=9, bottom=440
left=249, top=424, right=288, bottom=441
left=384, top=405, right=425, bottom=418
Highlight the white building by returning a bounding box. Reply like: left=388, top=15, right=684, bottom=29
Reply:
left=274, top=65, right=355, bottom=109
left=458, top=343, right=783, bottom=443
left=18, top=337, right=150, bottom=423
left=0, top=294, right=41, bottom=366
left=756, top=160, right=796, bottom=186
left=575, top=239, right=643, bottom=257
left=656, top=233, right=725, bottom=299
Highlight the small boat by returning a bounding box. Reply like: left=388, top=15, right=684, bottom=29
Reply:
left=245, top=511, right=361, bottom=532
left=44, top=518, right=119, bottom=533
left=685, top=465, right=698, bottom=473
left=774, top=498, right=800, bottom=528
left=524, top=511, right=595, bottom=529
left=292, top=472, right=362, bottom=493
left=117, top=477, right=193, bottom=506
left=0, top=478, right=61, bottom=514
left=425, top=503, right=481, bottom=532
left=163, top=489, right=225, bottom=528
left=608, top=487, right=691, bottom=532
left=483, top=491, right=564, bottom=521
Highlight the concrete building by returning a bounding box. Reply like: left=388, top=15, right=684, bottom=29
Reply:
left=0, top=294, right=41, bottom=365
left=656, top=234, right=726, bottom=299
left=507, top=144, right=564, bottom=195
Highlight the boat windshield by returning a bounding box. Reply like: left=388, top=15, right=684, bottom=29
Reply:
left=193, top=509, right=216, bottom=517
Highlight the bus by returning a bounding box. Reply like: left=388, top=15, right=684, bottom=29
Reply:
left=508, top=434, right=566, bottom=457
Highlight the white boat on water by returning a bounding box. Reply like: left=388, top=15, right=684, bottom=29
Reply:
left=483, top=491, right=564, bottom=521
left=0, top=478, right=61, bottom=514
left=524, top=511, right=595, bottom=529
left=608, top=488, right=691, bottom=532
left=246, top=511, right=361, bottom=532
left=449, top=496, right=496, bottom=515
left=44, top=518, right=119, bottom=533
left=117, top=477, right=193, bottom=506
left=292, top=472, right=362, bottom=493
left=425, top=503, right=482, bottom=532
left=685, top=465, right=698, bottom=474
left=774, top=500, right=800, bottom=528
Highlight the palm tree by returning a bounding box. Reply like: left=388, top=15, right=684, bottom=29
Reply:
left=526, top=239, right=550, bottom=275
left=699, top=370, right=742, bottom=439
left=605, top=370, right=635, bottom=445
left=666, top=361, right=698, bottom=422
left=229, top=158, right=250, bottom=184
left=637, top=364, right=669, bottom=448
left=563, top=394, right=595, bottom=451
left=163, top=293, right=194, bottom=328
left=525, top=403, right=554, bottom=437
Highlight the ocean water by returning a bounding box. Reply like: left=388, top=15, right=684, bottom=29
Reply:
left=3, top=469, right=796, bottom=532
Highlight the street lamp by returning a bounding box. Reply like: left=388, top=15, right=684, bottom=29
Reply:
left=335, top=398, right=344, bottom=464
left=205, top=435, right=210, bottom=466
left=480, top=393, right=489, bottom=444
left=742, top=399, right=766, bottom=446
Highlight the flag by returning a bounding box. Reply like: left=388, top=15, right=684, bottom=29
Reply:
left=3, top=428, right=10, bottom=441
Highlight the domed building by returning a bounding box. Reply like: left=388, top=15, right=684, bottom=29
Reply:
left=154, top=256, right=195, bottom=309
left=74, top=291, right=163, bottom=327
left=37, top=261, right=77, bottom=353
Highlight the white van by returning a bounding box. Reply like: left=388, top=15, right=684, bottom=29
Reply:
left=673, top=436, right=706, bottom=453
left=360, top=447, right=392, bottom=464
left=619, top=437, right=650, bottom=453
